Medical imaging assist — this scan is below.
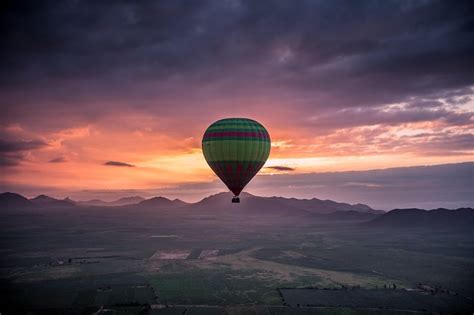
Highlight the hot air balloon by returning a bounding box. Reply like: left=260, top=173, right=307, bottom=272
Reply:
left=202, top=118, right=271, bottom=203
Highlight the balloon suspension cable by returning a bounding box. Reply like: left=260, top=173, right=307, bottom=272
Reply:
left=232, top=196, right=240, bottom=203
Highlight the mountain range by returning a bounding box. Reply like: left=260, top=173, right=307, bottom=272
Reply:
left=0, top=191, right=380, bottom=216
left=75, top=196, right=146, bottom=207
left=366, top=207, right=474, bottom=228
left=0, top=191, right=378, bottom=212
left=1, top=192, right=472, bottom=227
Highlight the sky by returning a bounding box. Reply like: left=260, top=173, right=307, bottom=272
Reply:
left=1, top=0, right=473, bottom=208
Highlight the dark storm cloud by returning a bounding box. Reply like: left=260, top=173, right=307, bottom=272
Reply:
left=266, top=166, right=295, bottom=171
left=406, top=100, right=444, bottom=109
left=48, top=156, right=67, bottom=163
left=104, top=160, right=135, bottom=167
left=308, top=106, right=473, bottom=131
left=0, top=152, right=24, bottom=166
left=1, top=0, right=473, bottom=117
left=0, top=0, right=473, bottom=175
left=0, top=138, right=48, bottom=166
left=408, top=132, right=474, bottom=155
left=0, top=139, right=48, bottom=153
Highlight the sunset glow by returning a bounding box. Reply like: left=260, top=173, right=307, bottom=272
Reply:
left=1, top=1, right=473, bottom=203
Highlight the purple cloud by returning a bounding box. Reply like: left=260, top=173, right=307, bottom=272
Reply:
left=1, top=0, right=473, bottom=133
left=0, top=138, right=48, bottom=166
left=48, top=157, right=67, bottom=163
left=104, top=161, right=135, bottom=167
left=266, top=166, right=295, bottom=171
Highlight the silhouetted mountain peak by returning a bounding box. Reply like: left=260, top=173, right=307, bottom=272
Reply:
left=31, top=194, right=53, bottom=202
left=30, top=194, right=76, bottom=208
left=190, top=192, right=377, bottom=217
left=63, top=197, right=76, bottom=204
left=0, top=192, right=28, bottom=200
left=77, top=196, right=146, bottom=207
left=138, top=196, right=187, bottom=208
left=351, top=203, right=374, bottom=212
left=0, top=192, right=33, bottom=210
left=367, top=207, right=474, bottom=228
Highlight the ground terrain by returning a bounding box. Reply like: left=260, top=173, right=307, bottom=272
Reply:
left=1, top=199, right=473, bottom=314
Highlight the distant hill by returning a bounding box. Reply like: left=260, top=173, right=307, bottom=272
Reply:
left=258, top=196, right=381, bottom=214
left=113, top=196, right=146, bottom=206
left=137, top=196, right=188, bottom=209
left=351, top=203, right=374, bottom=212
left=189, top=192, right=309, bottom=216
left=1, top=191, right=380, bottom=218
left=187, top=192, right=380, bottom=217
left=5, top=191, right=474, bottom=227
left=367, top=208, right=474, bottom=228
left=0, top=192, right=34, bottom=211
left=30, top=195, right=76, bottom=208
left=77, top=196, right=145, bottom=207
left=0, top=190, right=382, bottom=219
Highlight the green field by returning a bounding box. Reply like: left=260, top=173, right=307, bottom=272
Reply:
left=1, top=208, right=473, bottom=314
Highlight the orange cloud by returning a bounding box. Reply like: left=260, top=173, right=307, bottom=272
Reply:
left=1, top=97, right=473, bottom=198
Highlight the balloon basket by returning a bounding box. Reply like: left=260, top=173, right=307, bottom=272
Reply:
left=232, top=196, right=240, bottom=203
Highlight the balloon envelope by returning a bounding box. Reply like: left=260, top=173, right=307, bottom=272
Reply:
left=202, top=118, right=271, bottom=197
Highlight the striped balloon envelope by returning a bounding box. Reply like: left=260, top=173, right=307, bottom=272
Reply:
left=202, top=118, right=271, bottom=203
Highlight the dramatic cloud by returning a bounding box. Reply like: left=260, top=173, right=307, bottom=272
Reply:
left=266, top=166, right=295, bottom=172
left=1, top=1, right=473, bottom=204
left=307, top=105, right=473, bottom=131
left=2, top=1, right=473, bottom=120
left=0, top=138, right=48, bottom=166
left=104, top=161, right=135, bottom=167
left=48, top=157, right=67, bottom=163
left=0, top=139, right=48, bottom=153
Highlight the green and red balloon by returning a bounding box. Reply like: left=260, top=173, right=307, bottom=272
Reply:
left=202, top=118, right=271, bottom=203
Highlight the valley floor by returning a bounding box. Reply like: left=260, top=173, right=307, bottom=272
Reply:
left=1, top=207, right=473, bottom=314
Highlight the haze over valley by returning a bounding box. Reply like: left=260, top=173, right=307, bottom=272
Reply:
left=1, top=190, right=474, bottom=314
